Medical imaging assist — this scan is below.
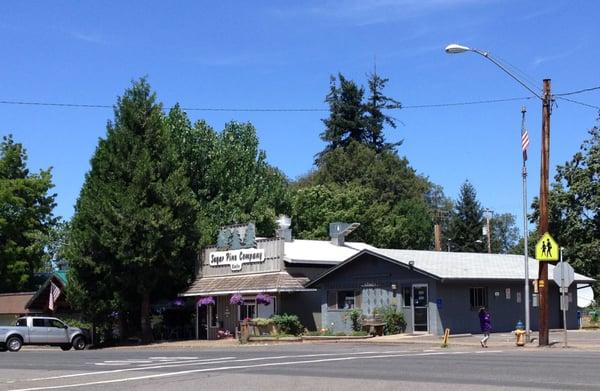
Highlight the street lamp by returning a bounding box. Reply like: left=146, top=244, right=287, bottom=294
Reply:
left=445, top=43, right=553, bottom=346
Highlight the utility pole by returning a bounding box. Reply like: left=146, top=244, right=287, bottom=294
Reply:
left=538, top=79, right=552, bottom=346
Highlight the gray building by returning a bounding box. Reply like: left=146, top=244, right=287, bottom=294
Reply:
left=181, top=221, right=594, bottom=339
left=307, top=248, right=594, bottom=335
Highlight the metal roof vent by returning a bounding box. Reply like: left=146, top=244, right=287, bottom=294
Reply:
left=329, top=222, right=360, bottom=246
left=276, top=215, right=293, bottom=242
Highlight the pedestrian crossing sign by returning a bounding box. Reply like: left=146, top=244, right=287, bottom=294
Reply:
left=535, top=232, right=559, bottom=261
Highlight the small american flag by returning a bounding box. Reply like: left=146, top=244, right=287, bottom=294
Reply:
left=521, top=126, right=530, bottom=161
left=49, top=281, right=61, bottom=311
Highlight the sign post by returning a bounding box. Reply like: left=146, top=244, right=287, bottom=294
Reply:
left=553, top=248, right=574, bottom=349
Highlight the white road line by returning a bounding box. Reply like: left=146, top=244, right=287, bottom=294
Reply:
left=27, top=357, right=236, bottom=381
left=9, top=350, right=502, bottom=391
left=24, top=350, right=409, bottom=382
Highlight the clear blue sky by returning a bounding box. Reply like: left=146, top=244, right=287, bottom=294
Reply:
left=2, top=1, right=599, bottom=235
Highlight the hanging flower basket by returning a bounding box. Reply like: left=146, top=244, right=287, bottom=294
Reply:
left=229, top=293, right=244, bottom=305
left=172, top=298, right=184, bottom=307
left=197, top=296, right=215, bottom=306
left=256, top=293, right=272, bottom=305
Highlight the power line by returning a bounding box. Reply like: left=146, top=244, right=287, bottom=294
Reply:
left=0, top=96, right=536, bottom=112
left=555, top=85, right=600, bottom=97
left=556, top=96, right=600, bottom=110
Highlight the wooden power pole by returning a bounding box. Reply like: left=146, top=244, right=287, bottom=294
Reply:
left=538, top=79, right=552, bottom=346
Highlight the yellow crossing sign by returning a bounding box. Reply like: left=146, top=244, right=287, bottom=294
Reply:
left=535, top=232, right=559, bottom=261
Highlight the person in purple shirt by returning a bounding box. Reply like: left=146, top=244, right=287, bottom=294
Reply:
left=479, top=307, right=492, bottom=347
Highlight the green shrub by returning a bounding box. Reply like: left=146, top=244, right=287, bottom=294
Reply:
left=335, top=331, right=347, bottom=336
left=271, top=314, right=303, bottom=336
left=351, top=330, right=369, bottom=336
left=373, top=305, right=406, bottom=335
left=252, top=318, right=274, bottom=326
left=345, top=308, right=363, bottom=332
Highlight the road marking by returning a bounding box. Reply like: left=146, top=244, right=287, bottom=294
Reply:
left=24, top=350, right=410, bottom=382
left=9, top=350, right=502, bottom=391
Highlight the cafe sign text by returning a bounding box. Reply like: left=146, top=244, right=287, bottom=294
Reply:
left=209, top=249, right=265, bottom=271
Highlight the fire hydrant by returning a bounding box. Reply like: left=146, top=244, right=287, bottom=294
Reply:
left=514, top=321, right=526, bottom=347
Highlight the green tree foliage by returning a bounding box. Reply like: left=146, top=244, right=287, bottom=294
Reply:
left=364, top=72, right=402, bottom=152
left=447, top=181, right=484, bottom=252
left=489, top=213, right=520, bottom=254
left=67, top=79, right=199, bottom=342
left=318, top=73, right=401, bottom=161
left=166, top=106, right=290, bottom=243
left=292, top=141, right=433, bottom=249
left=0, top=135, right=57, bottom=292
left=531, top=123, right=600, bottom=295
left=294, top=73, right=438, bottom=249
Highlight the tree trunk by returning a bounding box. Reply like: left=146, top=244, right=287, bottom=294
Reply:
left=140, top=293, right=153, bottom=344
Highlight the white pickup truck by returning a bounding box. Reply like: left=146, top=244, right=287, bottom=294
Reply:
left=0, top=316, right=87, bottom=352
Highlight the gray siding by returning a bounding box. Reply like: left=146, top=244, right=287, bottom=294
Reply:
left=279, top=291, right=322, bottom=331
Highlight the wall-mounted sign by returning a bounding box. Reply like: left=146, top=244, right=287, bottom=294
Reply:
left=209, top=248, right=265, bottom=271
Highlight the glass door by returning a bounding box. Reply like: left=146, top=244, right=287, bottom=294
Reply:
left=412, top=284, right=429, bottom=332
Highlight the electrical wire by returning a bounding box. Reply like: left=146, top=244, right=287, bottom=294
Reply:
left=556, top=97, right=600, bottom=110
left=555, top=86, right=600, bottom=97
left=0, top=96, right=537, bottom=112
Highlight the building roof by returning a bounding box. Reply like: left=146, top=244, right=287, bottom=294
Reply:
left=25, top=271, right=68, bottom=310
left=283, top=239, right=375, bottom=265
left=181, top=272, right=314, bottom=296
left=308, top=248, right=595, bottom=287
left=0, top=292, right=35, bottom=315
left=373, top=249, right=594, bottom=283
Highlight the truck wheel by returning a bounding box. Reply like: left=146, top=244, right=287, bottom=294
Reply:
left=6, top=336, right=22, bottom=352
left=72, top=336, right=86, bottom=350
left=60, top=344, right=72, bottom=351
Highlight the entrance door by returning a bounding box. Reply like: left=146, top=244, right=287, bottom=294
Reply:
left=412, top=284, right=429, bottom=332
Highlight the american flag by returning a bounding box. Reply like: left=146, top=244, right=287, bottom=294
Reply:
left=521, top=126, right=530, bottom=161
left=49, top=281, right=61, bottom=311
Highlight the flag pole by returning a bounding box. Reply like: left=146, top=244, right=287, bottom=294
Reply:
left=521, top=106, right=531, bottom=342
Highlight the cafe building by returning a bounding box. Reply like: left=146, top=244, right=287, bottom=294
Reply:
left=182, top=220, right=594, bottom=339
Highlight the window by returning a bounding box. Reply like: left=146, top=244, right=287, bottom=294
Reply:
left=338, top=291, right=355, bottom=309
left=470, top=287, right=488, bottom=309
left=49, top=319, right=65, bottom=328
left=16, top=318, right=27, bottom=327
left=240, top=302, right=256, bottom=320
left=32, top=318, right=46, bottom=327
left=327, top=290, right=358, bottom=310
left=402, top=287, right=411, bottom=307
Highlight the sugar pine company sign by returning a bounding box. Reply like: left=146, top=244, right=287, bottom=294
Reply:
left=209, top=248, right=265, bottom=271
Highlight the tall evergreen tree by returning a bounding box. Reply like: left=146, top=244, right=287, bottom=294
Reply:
left=318, top=74, right=366, bottom=161
left=67, top=79, right=199, bottom=342
left=0, top=135, right=57, bottom=292
left=364, top=72, right=402, bottom=152
left=447, top=181, right=484, bottom=252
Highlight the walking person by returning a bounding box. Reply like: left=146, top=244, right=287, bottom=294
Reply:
left=479, top=307, right=492, bottom=347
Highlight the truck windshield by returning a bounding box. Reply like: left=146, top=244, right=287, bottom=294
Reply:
left=16, top=318, right=27, bottom=327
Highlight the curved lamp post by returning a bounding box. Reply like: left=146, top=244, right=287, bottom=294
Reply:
left=445, top=43, right=553, bottom=346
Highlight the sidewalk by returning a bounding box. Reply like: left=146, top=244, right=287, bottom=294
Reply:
left=363, top=329, right=600, bottom=350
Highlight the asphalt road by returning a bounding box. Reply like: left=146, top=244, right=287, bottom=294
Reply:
left=1, top=343, right=600, bottom=390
